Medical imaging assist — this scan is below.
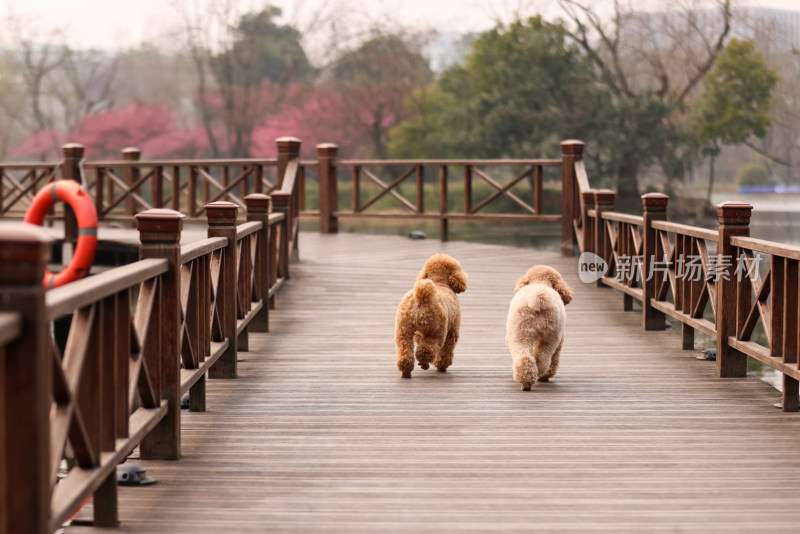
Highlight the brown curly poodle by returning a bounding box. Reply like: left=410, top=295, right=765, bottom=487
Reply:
left=506, top=265, right=574, bottom=390
left=395, top=254, right=468, bottom=378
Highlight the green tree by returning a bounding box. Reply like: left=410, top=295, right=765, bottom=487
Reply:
left=558, top=0, right=733, bottom=208
left=690, top=39, right=778, bottom=201
left=211, top=7, right=312, bottom=88
left=390, top=17, right=607, bottom=160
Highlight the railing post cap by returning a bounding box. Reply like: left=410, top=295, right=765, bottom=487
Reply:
left=642, top=192, right=669, bottom=209
left=244, top=193, right=273, bottom=213
left=122, top=146, right=142, bottom=160
left=594, top=189, right=616, bottom=201
left=205, top=201, right=239, bottom=221
left=277, top=137, right=302, bottom=148
left=716, top=201, right=753, bottom=219
left=135, top=209, right=185, bottom=235
left=316, top=143, right=339, bottom=155
left=560, top=140, right=585, bottom=155
left=0, top=223, right=53, bottom=284
left=581, top=189, right=597, bottom=200
left=62, top=143, right=85, bottom=158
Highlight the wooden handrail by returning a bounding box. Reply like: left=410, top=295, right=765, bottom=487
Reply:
left=278, top=158, right=300, bottom=195
left=83, top=158, right=278, bottom=168
left=651, top=220, right=718, bottom=242
left=601, top=211, right=644, bottom=226
left=730, top=235, right=800, bottom=259
left=180, top=236, right=228, bottom=264
left=236, top=220, right=262, bottom=239
left=338, top=158, right=562, bottom=166
left=45, top=258, right=168, bottom=319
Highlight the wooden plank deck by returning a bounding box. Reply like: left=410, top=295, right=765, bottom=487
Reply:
left=67, top=232, right=800, bottom=533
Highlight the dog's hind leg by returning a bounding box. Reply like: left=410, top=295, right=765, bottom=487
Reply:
left=539, top=338, right=564, bottom=382
left=415, top=337, right=437, bottom=370
left=433, top=330, right=458, bottom=372
left=508, top=340, right=538, bottom=390
left=413, top=332, right=429, bottom=369
left=395, top=324, right=416, bottom=378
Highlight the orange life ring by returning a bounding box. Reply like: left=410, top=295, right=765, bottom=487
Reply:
left=24, top=180, right=98, bottom=288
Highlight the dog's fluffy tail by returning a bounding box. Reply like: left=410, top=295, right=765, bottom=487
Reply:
left=413, top=278, right=436, bottom=305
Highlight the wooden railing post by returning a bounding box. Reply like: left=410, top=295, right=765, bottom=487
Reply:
left=716, top=201, right=753, bottom=378
left=206, top=201, right=239, bottom=378
left=560, top=140, right=585, bottom=256
left=593, top=189, right=615, bottom=288
left=122, top=147, right=142, bottom=223
left=439, top=166, right=449, bottom=242
left=317, top=143, right=339, bottom=234
left=272, top=193, right=291, bottom=281
left=245, top=194, right=272, bottom=332
left=0, top=225, right=53, bottom=534
left=581, top=189, right=596, bottom=255
left=642, top=193, right=669, bottom=331
left=276, top=137, right=301, bottom=189
left=61, top=143, right=84, bottom=252
left=136, top=208, right=185, bottom=461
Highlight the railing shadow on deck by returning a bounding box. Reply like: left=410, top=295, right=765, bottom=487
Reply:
left=2, top=137, right=800, bottom=533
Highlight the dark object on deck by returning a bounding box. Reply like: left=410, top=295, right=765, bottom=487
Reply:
left=408, top=231, right=427, bottom=240
left=698, top=348, right=716, bottom=361
left=181, top=393, right=190, bottom=410
left=117, top=463, right=157, bottom=486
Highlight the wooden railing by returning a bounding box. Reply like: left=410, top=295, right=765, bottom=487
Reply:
left=726, top=236, right=800, bottom=410
left=0, top=163, right=61, bottom=218
left=2, top=139, right=572, bottom=245
left=0, top=196, right=288, bottom=533
left=567, top=141, right=800, bottom=412
left=312, top=150, right=562, bottom=241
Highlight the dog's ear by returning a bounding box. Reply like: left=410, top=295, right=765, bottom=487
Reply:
left=552, top=274, right=574, bottom=305
left=448, top=269, right=467, bottom=294
left=513, top=273, right=531, bottom=294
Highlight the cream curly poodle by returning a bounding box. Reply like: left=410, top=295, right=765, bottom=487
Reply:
left=506, top=265, right=574, bottom=390
left=395, top=254, right=468, bottom=378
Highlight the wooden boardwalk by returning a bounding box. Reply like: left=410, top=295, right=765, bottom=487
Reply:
left=67, top=232, right=800, bottom=533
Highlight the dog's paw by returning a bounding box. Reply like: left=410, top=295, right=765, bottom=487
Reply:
left=521, top=383, right=532, bottom=391
left=401, top=370, right=412, bottom=378
left=436, top=366, right=447, bottom=373
left=419, top=362, right=429, bottom=370
left=538, top=377, right=549, bottom=382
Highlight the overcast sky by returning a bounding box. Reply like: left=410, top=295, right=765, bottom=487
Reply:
left=4, top=0, right=799, bottom=53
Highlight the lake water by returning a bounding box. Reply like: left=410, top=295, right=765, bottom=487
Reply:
left=712, top=192, right=800, bottom=245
